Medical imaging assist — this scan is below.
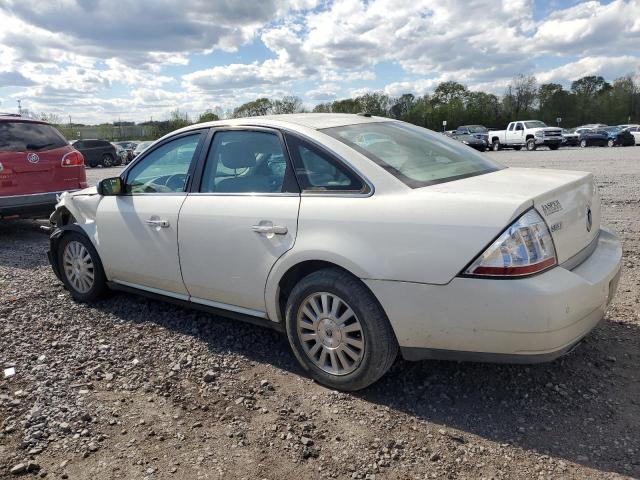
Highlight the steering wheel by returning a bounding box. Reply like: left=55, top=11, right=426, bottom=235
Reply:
left=165, top=174, right=188, bottom=191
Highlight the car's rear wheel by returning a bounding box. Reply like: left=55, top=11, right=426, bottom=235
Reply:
left=101, top=153, right=114, bottom=167
left=285, top=268, right=398, bottom=391
left=492, top=140, right=500, bottom=151
left=58, top=232, right=107, bottom=302
left=580, top=139, right=587, bottom=148
left=526, top=138, right=537, bottom=151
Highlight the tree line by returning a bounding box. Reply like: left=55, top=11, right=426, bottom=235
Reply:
left=30, top=73, right=639, bottom=141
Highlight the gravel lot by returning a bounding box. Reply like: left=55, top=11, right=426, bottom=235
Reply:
left=1, top=146, right=639, bottom=479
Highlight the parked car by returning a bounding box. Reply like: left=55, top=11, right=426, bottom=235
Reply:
left=0, top=114, right=87, bottom=220
left=47, top=114, right=622, bottom=391
left=488, top=120, right=563, bottom=151
left=113, top=141, right=138, bottom=163
left=131, top=140, right=153, bottom=158
left=602, top=126, right=635, bottom=147
left=561, top=128, right=580, bottom=146
left=112, top=143, right=129, bottom=164
left=454, top=125, right=489, bottom=144
left=72, top=139, right=118, bottom=167
left=450, top=129, right=488, bottom=152
left=624, top=126, right=640, bottom=145
left=578, top=129, right=609, bottom=147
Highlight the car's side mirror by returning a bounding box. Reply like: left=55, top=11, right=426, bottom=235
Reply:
left=98, top=177, right=124, bottom=196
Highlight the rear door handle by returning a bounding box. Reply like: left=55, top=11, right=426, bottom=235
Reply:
left=145, top=219, right=170, bottom=228
left=251, top=223, right=288, bottom=235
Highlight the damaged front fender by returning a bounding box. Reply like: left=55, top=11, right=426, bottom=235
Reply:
left=50, top=187, right=101, bottom=227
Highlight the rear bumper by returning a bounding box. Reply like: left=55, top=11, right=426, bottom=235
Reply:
left=0, top=190, right=76, bottom=218
left=365, top=228, right=622, bottom=363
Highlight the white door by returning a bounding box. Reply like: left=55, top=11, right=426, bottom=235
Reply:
left=506, top=122, right=523, bottom=144
left=179, top=129, right=300, bottom=315
left=96, top=132, right=205, bottom=297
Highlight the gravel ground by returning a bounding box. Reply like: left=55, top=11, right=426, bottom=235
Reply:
left=1, top=146, right=639, bottom=479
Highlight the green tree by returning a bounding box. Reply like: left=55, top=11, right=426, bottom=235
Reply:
left=197, top=110, right=220, bottom=123
left=232, top=98, right=273, bottom=118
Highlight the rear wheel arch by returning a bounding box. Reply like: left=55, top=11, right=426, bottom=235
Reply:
left=273, top=259, right=386, bottom=325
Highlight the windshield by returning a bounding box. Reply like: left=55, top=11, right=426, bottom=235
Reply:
left=466, top=125, right=488, bottom=133
left=0, top=121, right=68, bottom=152
left=322, top=122, right=503, bottom=188
left=603, top=127, right=620, bottom=133
left=524, top=121, right=547, bottom=129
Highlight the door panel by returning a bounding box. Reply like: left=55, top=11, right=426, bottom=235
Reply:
left=96, top=195, right=189, bottom=295
left=178, top=128, right=300, bottom=314
left=94, top=131, right=205, bottom=295
left=178, top=195, right=300, bottom=311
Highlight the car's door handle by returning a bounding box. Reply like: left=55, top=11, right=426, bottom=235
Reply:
left=145, top=219, right=170, bottom=228
left=251, top=224, right=288, bottom=235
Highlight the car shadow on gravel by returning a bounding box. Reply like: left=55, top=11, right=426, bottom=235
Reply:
left=359, top=319, right=640, bottom=477
left=0, top=220, right=51, bottom=269
left=94, top=292, right=638, bottom=477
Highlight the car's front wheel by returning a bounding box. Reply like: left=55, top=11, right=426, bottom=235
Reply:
left=58, top=232, right=108, bottom=302
left=607, top=139, right=615, bottom=147
left=285, top=268, right=398, bottom=391
left=101, top=153, right=114, bottom=167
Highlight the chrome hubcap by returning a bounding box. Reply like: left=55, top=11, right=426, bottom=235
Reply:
left=63, top=241, right=94, bottom=294
left=297, top=292, right=365, bottom=376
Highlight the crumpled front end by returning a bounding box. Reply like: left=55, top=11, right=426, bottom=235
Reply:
left=49, top=187, right=100, bottom=227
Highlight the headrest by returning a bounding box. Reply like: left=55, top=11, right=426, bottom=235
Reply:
left=220, top=142, right=256, bottom=169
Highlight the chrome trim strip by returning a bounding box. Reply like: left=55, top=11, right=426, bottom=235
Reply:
left=560, top=231, right=601, bottom=271
left=190, top=296, right=267, bottom=318
left=187, top=192, right=299, bottom=198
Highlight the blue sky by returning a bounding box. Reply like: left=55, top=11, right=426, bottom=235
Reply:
left=0, top=0, right=638, bottom=123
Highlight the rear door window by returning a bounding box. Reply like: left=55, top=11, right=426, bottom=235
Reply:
left=0, top=122, right=68, bottom=152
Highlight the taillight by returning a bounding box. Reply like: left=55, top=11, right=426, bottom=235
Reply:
left=61, top=150, right=84, bottom=167
left=463, top=209, right=557, bottom=278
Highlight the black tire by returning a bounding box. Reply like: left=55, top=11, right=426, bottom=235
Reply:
left=513, top=146, right=522, bottom=151
left=491, top=140, right=500, bottom=151
left=285, top=268, right=398, bottom=391
left=101, top=153, right=114, bottom=168
left=526, top=138, right=537, bottom=151
left=580, top=139, right=587, bottom=148
left=57, top=232, right=108, bottom=303
left=549, top=144, right=559, bottom=150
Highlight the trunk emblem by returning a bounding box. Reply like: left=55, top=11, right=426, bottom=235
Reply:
left=27, top=153, right=40, bottom=164
left=586, top=207, right=592, bottom=232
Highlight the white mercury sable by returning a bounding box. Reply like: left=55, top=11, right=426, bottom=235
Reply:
left=48, top=113, right=622, bottom=391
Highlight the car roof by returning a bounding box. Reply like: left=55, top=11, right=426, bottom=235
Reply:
left=0, top=114, right=49, bottom=125
left=181, top=113, right=395, bottom=133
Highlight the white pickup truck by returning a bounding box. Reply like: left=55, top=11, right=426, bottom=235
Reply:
left=488, top=120, right=563, bottom=151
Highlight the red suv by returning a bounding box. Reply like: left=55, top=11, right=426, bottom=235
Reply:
left=0, top=114, right=87, bottom=220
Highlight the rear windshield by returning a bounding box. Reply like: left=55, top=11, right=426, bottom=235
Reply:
left=322, top=122, right=502, bottom=188
left=0, top=121, right=68, bottom=152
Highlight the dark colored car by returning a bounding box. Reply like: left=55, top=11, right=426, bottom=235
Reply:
left=452, top=125, right=489, bottom=151
left=602, top=127, right=635, bottom=147
left=72, top=139, right=119, bottom=167
left=455, top=125, right=489, bottom=144
left=0, top=114, right=87, bottom=219
left=578, top=129, right=609, bottom=148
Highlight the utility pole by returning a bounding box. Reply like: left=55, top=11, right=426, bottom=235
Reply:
left=17, top=99, right=22, bottom=115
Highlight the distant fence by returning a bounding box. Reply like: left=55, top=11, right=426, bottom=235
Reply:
left=68, top=125, right=152, bottom=141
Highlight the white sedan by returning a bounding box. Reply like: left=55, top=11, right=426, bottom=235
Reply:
left=48, top=114, right=622, bottom=391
